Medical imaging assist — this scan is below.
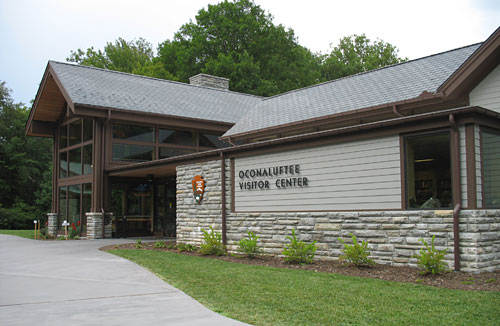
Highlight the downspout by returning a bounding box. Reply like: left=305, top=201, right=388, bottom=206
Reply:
left=449, top=114, right=461, bottom=271
left=220, top=152, right=227, bottom=245
left=392, top=104, right=404, bottom=117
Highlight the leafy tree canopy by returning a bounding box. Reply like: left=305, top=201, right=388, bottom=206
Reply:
left=157, top=0, right=320, bottom=96
left=0, top=81, right=52, bottom=214
left=66, top=1, right=406, bottom=96
left=321, top=34, right=407, bottom=81
left=67, top=37, right=177, bottom=80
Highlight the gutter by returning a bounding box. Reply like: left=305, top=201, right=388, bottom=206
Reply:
left=449, top=113, right=462, bottom=271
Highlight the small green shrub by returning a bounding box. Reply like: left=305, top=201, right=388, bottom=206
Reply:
left=166, top=242, right=176, bottom=249
left=154, top=241, right=166, bottom=248
left=176, top=243, right=197, bottom=252
left=338, top=233, right=375, bottom=267
left=238, top=231, right=262, bottom=258
left=200, top=226, right=226, bottom=256
left=413, top=235, right=447, bottom=275
left=282, top=229, right=317, bottom=264
left=135, top=239, right=143, bottom=249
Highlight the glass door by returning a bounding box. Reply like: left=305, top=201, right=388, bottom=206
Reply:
left=111, top=183, right=154, bottom=237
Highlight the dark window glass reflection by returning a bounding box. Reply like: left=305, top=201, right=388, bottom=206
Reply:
left=159, top=129, right=195, bottom=146
left=113, top=124, right=154, bottom=142
left=112, top=144, right=154, bottom=162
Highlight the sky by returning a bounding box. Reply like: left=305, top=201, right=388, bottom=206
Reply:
left=1, top=0, right=499, bottom=105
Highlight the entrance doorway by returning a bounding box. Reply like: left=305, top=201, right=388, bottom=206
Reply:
left=111, top=176, right=176, bottom=238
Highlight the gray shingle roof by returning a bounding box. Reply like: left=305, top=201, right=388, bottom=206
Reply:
left=49, top=61, right=262, bottom=124
left=223, top=43, right=481, bottom=137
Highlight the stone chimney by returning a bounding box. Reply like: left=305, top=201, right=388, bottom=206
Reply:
left=189, top=73, right=229, bottom=90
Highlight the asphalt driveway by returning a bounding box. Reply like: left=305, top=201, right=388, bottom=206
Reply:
left=0, top=235, right=248, bottom=326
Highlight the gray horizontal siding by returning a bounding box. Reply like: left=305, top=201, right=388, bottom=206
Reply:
left=234, top=136, right=402, bottom=211
left=470, top=64, right=500, bottom=113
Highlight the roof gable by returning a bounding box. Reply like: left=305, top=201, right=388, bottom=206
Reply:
left=47, top=61, right=262, bottom=124
left=437, top=27, right=500, bottom=98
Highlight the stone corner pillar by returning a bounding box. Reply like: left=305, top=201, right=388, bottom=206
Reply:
left=86, top=212, right=104, bottom=239
left=47, top=213, right=58, bottom=237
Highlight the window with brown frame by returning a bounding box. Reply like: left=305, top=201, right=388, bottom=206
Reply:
left=111, top=123, right=226, bottom=162
left=58, top=183, right=92, bottom=231
left=404, top=131, right=452, bottom=209
left=58, top=118, right=93, bottom=178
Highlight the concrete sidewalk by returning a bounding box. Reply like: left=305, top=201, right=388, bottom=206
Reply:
left=0, top=235, right=248, bottom=326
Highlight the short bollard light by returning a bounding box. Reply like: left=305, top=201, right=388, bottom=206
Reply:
left=34, top=220, right=37, bottom=239
left=62, top=220, right=70, bottom=240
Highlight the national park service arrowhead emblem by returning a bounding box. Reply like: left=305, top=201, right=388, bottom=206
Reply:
left=192, top=175, right=206, bottom=204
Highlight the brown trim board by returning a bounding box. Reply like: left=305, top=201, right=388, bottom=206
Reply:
left=438, top=27, right=500, bottom=99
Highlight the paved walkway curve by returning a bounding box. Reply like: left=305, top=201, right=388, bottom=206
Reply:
left=0, top=235, right=249, bottom=326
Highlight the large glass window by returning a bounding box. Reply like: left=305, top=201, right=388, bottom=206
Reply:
left=59, top=125, right=68, bottom=149
left=113, top=124, right=154, bottom=142
left=82, top=183, right=92, bottom=228
left=69, top=148, right=82, bottom=177
left=405, top=132, right=452, bottom=209
left=68, top=185, right=81, bottom=225
left=199, top=133, right=228, bottom=148
left=83, top=118, right=93, bottom=142
left=82, top=145, right=92, bottom=175
left=112, top=144, right=155, bottom=162
left=159, top=129, right=194, bottom=146
left=58, top=118, right=93, bottom=179
left=58, top=186, right=67, bottom=228
left=111, top=123, right=227, bottom=162
left=69, top=119, right=82, bottom=146
left=483, top=130, right=500, bottom=208
left=59, top=152, right=67, bottom=178
left=58, top=183, right=92, bottom=233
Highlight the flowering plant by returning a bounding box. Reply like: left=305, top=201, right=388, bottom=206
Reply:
left=69, top=221, right=81, bottom=239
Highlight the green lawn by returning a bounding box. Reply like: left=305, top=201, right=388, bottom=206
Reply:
left=111, top=249, right=500, bottom=326
left=0, top=229, right=37, bottom=239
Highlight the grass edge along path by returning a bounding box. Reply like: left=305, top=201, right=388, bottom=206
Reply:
left=0, top=229, right=36, bottom=239
left=110, top=249, right=500, bottom=326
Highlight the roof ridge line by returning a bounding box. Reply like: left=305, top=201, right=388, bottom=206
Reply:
left=261, top=42, right=483, bottom=101
left=48, top=60, right=264, bottom=99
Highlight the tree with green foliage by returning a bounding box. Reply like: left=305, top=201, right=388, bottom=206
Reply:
left=67, top=37, right=177, bottom=80
left=0, top=81, right=52, bottom=229
left=66, top=2, right=405, bottom=96
left=157, top=0, right=320, bottom=96
left=321, top=34, right=407, bottom=81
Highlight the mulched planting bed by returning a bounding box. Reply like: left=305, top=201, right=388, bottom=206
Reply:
left=101, top=241, right=500, bottom=292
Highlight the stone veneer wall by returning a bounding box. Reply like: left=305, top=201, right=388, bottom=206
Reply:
left=86, top=212, right=113, bottom=239
left=177, top=160, right=500, bottom=273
